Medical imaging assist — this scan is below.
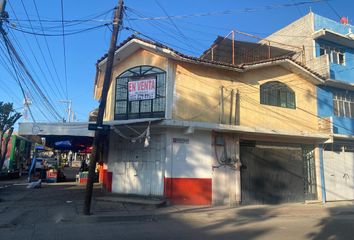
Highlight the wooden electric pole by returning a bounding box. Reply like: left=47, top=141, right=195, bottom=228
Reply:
left=0, top=0, right=8, bottom=28
left=83, top=0, right=124, bottom=215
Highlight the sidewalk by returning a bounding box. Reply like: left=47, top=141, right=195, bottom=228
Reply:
left=81, top=192, right=350, bottom=222
left=2, top=182, right=354, bottom=240
left=81, top=191, right=354, bottom=224
left=3, top=180, right=354, bottom=224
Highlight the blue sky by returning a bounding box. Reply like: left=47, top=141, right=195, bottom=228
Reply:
left=1, top=0, right=352, bottom=123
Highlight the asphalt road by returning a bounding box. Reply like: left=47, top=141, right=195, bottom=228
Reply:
left=1, top=179, right=354, bottom=240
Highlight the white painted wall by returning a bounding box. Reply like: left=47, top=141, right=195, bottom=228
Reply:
left=165, top=129, right=213, bottom=179
left=324, top=150, right=354, bottom=201
left=212, top=166, right=238, bottom=205
left=107, top=127, right=215, bottom=196
left=107, top=132, right=166, bottom=196
left=212, top=135, right=241, bottom=206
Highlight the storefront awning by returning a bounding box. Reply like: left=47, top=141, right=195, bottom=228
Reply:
left=18, top=122, right=94, bottom=151
left=18, top=122, right=94, bottom=137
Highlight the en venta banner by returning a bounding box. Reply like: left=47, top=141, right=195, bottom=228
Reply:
left=128, top=77, right=156, bottom=101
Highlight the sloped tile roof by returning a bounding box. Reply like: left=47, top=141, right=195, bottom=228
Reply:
left=96, top=35, right=325, bottom=80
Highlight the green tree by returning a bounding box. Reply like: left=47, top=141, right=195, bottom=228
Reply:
left=0, top=102, right=21, bottom=172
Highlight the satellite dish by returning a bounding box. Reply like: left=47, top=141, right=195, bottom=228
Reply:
left=340, top=16, right=349, bottom=25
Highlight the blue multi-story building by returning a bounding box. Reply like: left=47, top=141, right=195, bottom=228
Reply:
left=266, top=12, right=354, bottom=202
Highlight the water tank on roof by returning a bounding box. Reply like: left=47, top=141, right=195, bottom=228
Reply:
left=340, top=16, right=349, bottom=25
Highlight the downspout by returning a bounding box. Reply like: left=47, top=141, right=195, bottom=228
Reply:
left=319, top=144, right=326, bottom=203
left=219, top=86, right=224, bottom=124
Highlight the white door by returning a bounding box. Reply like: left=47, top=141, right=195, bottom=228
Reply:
left=343, top=152, right=354, bottom=200
left=110, top=134, right=165, bottom=196
left=212, top=166, right=238, bottom=206
left=324, top=150, right=354, bottom=201
left=324, top=150, right=336, bottom=201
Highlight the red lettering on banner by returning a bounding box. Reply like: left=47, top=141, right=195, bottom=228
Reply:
left=128, top=82, right=136, bottom=92
left=128, top=78, right=156, bottom=101
left=138, top=81, right=151, bottom=91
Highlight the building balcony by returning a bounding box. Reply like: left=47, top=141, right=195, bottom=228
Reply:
left=310, top=52, right=354, bottom=84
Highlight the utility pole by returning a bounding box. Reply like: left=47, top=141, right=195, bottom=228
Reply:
left=23, top=93, right=32, bottom=122
left=0, top=0, right=8, bottom=28
left=0, top=0, right=6, bottom=15
left=71, top=111, right=75, bottom=122
left=59, top=99, right=72, bottom=122
left=83, top=0, right=124, bottom=215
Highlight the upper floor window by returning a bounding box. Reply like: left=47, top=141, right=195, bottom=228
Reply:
left=333, top=91, right=354, bottom=118
left=260, top=81, right=296, bottom=109
left=319, top=44, right=345, bottom=65
left=115, top=66, right=166, bottom=120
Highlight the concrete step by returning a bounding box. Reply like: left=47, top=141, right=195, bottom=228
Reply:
left=305, top=200, right=323, bottom=204
left=96, top=196, right=166, bottom=206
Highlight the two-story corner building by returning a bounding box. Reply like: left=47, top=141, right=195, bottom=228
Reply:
left=265, top=13, right=354, bottom=201
left=94, top=35, right=330, bottom=206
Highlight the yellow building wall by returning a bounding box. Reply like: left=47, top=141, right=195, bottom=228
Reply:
left=95, top=49, right=168, bottom=121
left=97, top=48, right=319, bottom=134
left=173, top=62, right=319, bottom=133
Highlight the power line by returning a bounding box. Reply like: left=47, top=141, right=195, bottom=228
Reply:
left=325, top=1, right=341, bottom=19
left=6, top=7, right=114, bottom=38
left=155, top=0, right=198, bottom=53
left=7, top=1, right=62, bottom=114
left=8, top=23, right=109, bottom=36
left=7, top=7, right=114, bottom=24
left=124, top=26, right=202, bottom=56
left=32, top=0, right=66, bottom=98
left=60, top=0, right=68, bottom=100
left=175, top=58, right=354, bottom=134
left=125, top=14, right=354, bottom=80
left=0, top=30, right=36, bottom=122
left=0, top=37, right=36, bottom=111
left=1, top=3, right=115, bottom=121
left=19, top=0, right=65, bottom=102
left=126, top=1, right=329, bottom=21
left=6, top=28, right=67, bottom=116
left=8, top=18, right=112, bottom=24
left=1, top=32, right=62, bottom=121
left=126, top=8, right=203, bottom=55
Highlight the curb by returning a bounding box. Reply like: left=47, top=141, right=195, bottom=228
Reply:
left=77, top=214, right=158, bottom=223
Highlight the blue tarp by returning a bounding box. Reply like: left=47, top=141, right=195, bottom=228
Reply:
left=54, top=140, right=72, bottom=149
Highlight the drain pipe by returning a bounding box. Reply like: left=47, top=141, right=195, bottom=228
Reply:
left=319, top=144, right=326, bottom=203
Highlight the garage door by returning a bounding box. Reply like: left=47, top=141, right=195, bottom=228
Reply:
left=109, top=134, right=166, bottom=196
left=241, top=142, right=316, bottom=204
left=324, top=149, right=354, bottom=201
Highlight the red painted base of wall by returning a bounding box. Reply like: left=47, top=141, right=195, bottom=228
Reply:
left=100, top=169, right=107, bottom=184
left=164, top=177, right=212, bottom=205
left=103, top=171, right=112, bottom=192
left=98, top=165, right=104, bottom=183
left=79, top=178, right=88, bottom=184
